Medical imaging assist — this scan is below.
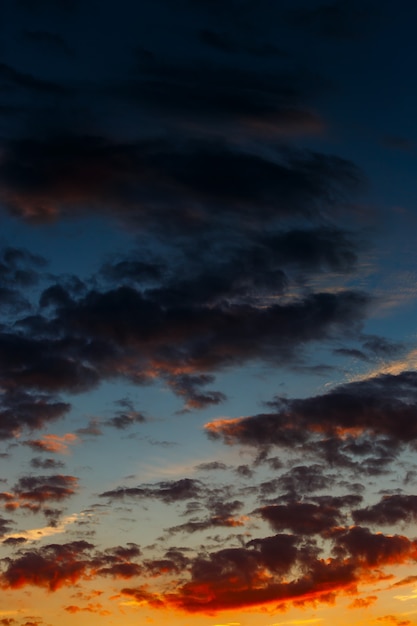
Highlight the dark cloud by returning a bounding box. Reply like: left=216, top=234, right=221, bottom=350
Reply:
left=99, top=478, right=203, bottom=503
left=334, top=347, right=369, bottom=360
left=144, top=547, right=190, bottom=576
left=167, top=498, right=244, bottom=534
left=0, top=540, right=141, bottom=590
left=0, top=331, right=100, bottom=395
left=30, top=457, right=65, bottom=470
left=123, top=54, right=325, bottom=137
left=166, top=515, right=244, bottom=535
left=235, top=464, right=254, bottom=478
left=2, top=537, right=27, bottom=547
left=335, top=336, right=402, bottom=364
left=206, top=371, right=417, bottom=452
left=0, top=390, right=70, bottom=440
left=0, top=135, right=361, bottom=227
left=0, top=107, right=368, bottom=419
left=258, top=501, right=344, bottom=535
left=0, top=0, right=411, bottom=622
left=121, top=525, right=417, bottom=613
left=41, top=284, right=369, bottom=383
left=0, top=288, right=29, bottom=315
left=353, top=494, right=417, bottom=526
left=312, top=493, right=363, bottom=509
left=166, top=374, right=226, bottom=411
left=145, top=226, right=359, bottom=313
left=361, top=335, right=403, bottom=358
left=258, top=227, right=359, bottom=273
left=91, top=543, right=141, bottom=579
left=76, top=419, right=103, bottom=437
left=0, top=516, right=14, bottom=537
left=105, top=399, right=146, bottom=429
left=100, top=257, right=164, bottom=286
left=0, top=540, right=94, bottom=590
left=333, top=526, right=416, bottom=567
left=195, top=461, right=228, bottom=472
left=12, top=474, right=78, bottom=510
left=257, top=464, right=335, bottom=500
left=0, top=246, right=46, bottom=286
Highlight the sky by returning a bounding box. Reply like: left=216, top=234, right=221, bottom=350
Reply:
left=1, top=1, right=417, bottom=625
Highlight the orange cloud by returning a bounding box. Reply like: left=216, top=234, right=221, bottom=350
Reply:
left=348, top=595, right=377, bottom=608
left=64, top=603, right=111, bottom=616
left=121, top=528, right=417, bottom=615
left=23, top=433, right=78, bottom=454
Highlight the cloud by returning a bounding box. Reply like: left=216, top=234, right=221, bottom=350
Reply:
left=99, top=478, right=203, bottom=503
left=29, top=457, right=65, bottom=470
left=0, top=540, right=141, bottom=590
left=0, top=517, right=14, bottom=537
left=122, top=526, right=417, bottom=614
left=76, top=419, right=103, bottom=437
left=206, top=371, right=417, bottom=453
left=258, top=464, right=335, bottom=498
left=349, top=595, right=377, bottom=608
left=41, top=284, right=369, bottom=381
left=64, top=603, right=111, bottom=615
left=105, top=399, right=146, bottom=429
left=0, top=390, right=70, bottom=440
left=195, top=461, right=228, bottom=472
left=122, top=51, right=326, bottom=138
left=0, top=243, right=46, bottom=280
left=23, top=433, right=78, bottom=454
left=166, top=499, right=245, bottom=535
left=333, top=526, right=417, bottom=567
left=376, top=617, right=412, bottom=626
left=257, top=502, right=344, bottom=535
left=0, top=103, right=369, bottom=416
left=2, top=513, right=84, bottom=543
left=0, top=540, right=95, bottom=590
left=144, top=547, right=190, bottom=577
left=0, top=135, right=361, bottom=226
left=13, top=474, right=78, bottom=503
left=0, top=332, right=99, bottom=395
left=0, top=475, right=79, bottom=516
left=353, top=495, right=417, bottom=526
left=166, top=374, right=227, bottom=411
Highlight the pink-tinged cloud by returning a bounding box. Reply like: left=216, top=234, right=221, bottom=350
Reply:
left=23, top=433, right=78, bottom=454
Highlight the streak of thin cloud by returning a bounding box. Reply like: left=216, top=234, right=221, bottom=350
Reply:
left=2, top=512, right=88, bottom=542
left=349, top=347, right=417, bottom=383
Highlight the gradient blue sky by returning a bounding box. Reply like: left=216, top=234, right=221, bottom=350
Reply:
left=1, top=2, right=417, bottom=625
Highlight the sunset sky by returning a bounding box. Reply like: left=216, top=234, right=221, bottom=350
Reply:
left=1, top=1, right=417, bottom=625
